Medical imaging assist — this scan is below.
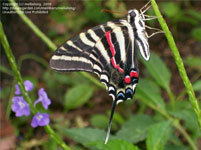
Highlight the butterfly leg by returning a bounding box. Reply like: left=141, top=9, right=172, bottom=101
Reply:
left=143, top=15, right=161, bottom=20
left=145, top=25, right=161, bottom=30
left=146, top=30, right=164, bottom=38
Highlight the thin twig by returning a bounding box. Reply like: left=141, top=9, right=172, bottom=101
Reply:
left=0, top=21, right=71, bottom=150
left=151, top=0, right=201, bottom=131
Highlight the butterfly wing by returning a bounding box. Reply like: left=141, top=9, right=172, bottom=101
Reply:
left=50, top=19, right=139, bottom=144
left=50, top=21, right=121, bottom=72
left=49, top=22, right=115, bottom=74
left=50, top=19, right=139, bottom=97
left=135, top=32, right=150, bottom=61
left=49, top=28, right=101, bottom=73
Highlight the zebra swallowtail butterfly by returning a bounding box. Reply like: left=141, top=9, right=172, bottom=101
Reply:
left=50, top=1, right=155, bottom=144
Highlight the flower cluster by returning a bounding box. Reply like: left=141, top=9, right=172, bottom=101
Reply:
left=11, top=80, right=51, bottom=128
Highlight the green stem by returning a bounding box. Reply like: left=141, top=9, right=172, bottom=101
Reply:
left=0, top=23, right=35, bottom=112
left=6, top=81, right=15, bottom=119
left=151, top=0, right=201, bottom=131
left=80, top=72, right=105, bottom=89
left=0, top=64, right=13, bottom=76
left=0, top=21, right=71, bottom=150
left=167, top=88, right=175, bottom=110
left=176, top=72, right=201, bottom=101
left=18, top=54, right=49, bottom=69
left=9, top=0, right=57, bottom=51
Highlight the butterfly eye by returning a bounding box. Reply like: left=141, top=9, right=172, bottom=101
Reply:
left=130, top=11, right=136, bottom=17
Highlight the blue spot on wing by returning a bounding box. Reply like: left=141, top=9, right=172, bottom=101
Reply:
left=117, top=92, right=126, bottom=100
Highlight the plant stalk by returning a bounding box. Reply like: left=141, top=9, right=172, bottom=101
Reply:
left=9, top=0, right=57, bottom=51
left=0, top=21, right=71, bottom=150
left=151, top=0, right=201, bottom=131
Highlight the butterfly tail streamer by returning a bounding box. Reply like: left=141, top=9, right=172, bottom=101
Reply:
left=105, top=99, right=118, bottom=144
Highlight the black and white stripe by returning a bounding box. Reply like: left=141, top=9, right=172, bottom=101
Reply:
left=128, top=9, right=150, bottom=61
left=50, top=8, right=151, bottom=144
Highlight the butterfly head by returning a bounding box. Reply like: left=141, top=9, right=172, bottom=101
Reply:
left=127, top=9, right=139, bottom=23
left=128, top=9, right=139, bottom=17
left=127, top=9, right=145, bottom=30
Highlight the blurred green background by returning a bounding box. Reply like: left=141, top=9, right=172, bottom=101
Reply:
left=1, top=0, right=201, bottom=150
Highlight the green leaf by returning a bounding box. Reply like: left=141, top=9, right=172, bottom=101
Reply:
left=43, top=71, right=76, bottom=86
left=83, top=1, right=111, bottom=23
left=91, top=139, right=139, bottom=150
left=193, top=80, right=201, bottom=92
left=167, top=100, right=191, bottom=111
left=169, top=109, right=201, bottom=138
left=136, top=79, right=165, bottom=110
left=105, top=112, right=125, bottom=131
left=90, top=114, right=108, bottom=129
left=64, top=84, right=93, bottom=110
left=142, top=53, right=171, bottom=90
left=49, top=4, right=67, bottom=23
left=71, top=145, right=83, bottom=150
left=162, top=3, right=179, bottom=17
left=146, top=121, right=172, bottom=150
left=115, top=114, right=155, bottom=143
left=0, top=86, right=11, bottom=99
left=167, top=132, right=186, bottom=148
left=112, top=112, right=125, bottom=125
left=0, top=64, right=13, bottom=76
left=178, top=13, right=199, bottom=25
left=165, top=145, right=189, bottom=150
left=160, top=2, right=183, bottom=20
left=43, top=138, right=58, bottom=150
left=184, top=57, right=201, bottom=71
left=187, top=9, right=201, bottom=21
left=63, top=128, right=107, bottom=144
left=191, top=27, right=201, bottom=41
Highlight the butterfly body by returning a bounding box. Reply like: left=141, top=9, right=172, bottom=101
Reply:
left=50, top=8, right=150, bottom=143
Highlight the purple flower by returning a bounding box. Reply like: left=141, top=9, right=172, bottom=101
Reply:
left=31, top=112, right=50, bottom=128
left=11, top=96, right=30, bottom=117
left=34, top=88, right=51, bottom=109
left=15, top=80, right=34, bottom=95
left=15, top=85, right=21, bottom=95
left=24, top=80, right=34, bottom=91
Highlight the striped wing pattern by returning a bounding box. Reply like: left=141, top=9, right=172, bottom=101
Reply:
left=50, top=19, right=139, bottom=102
left=50, top=9, right=150, bottom=144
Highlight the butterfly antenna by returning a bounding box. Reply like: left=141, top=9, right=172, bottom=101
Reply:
left=105, top=99, right=118, bottom=144
left=101, top=9, right=127, bottom=15
left=140, top=0, right=151, bottom=13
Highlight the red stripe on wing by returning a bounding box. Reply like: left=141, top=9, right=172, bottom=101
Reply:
left=106, top=31, right=124, bottom=73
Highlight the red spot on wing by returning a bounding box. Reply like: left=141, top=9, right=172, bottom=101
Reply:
left=106, top=31, right=124, bottom=73
left=124, top=76, right=131, bottom=84
left=130, top=71, right=138, bottom=78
